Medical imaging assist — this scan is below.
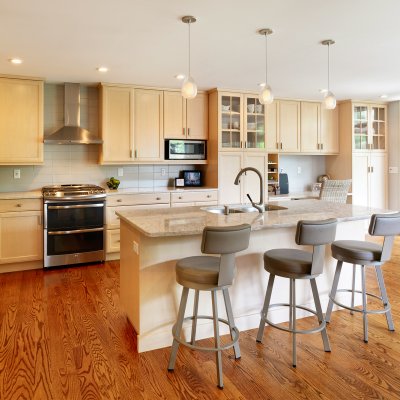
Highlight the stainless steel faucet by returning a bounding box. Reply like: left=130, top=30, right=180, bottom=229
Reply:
left=234, top=167, right=265, bottom=213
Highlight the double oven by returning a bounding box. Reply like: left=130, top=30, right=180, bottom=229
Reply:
left=42, top=184, right=106, bottom=268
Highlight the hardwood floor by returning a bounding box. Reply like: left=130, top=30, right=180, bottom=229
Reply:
left=0, top=239, right=399, bottom=399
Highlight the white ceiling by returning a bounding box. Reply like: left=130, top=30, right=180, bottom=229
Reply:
left=1, top=0, right=400, bottom=101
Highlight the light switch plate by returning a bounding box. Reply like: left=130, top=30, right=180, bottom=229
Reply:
left=118, top=168, right=124, bottom=177
left=13, top=169, right=21, bottom=179
left=389, top=166, right=398, bottom=174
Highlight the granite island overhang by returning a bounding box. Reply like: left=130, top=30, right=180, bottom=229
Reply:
left=117, top=199, right=387, bottom=352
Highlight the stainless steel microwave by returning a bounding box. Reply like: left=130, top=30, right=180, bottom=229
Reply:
left=165, top=139, right=206, bottom=160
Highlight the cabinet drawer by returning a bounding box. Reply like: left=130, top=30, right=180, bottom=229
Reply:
left=106, top=229, right=121, bottom=253
left=171, top=190, right=218, bottom=204
left=106, top=203, right=170, bottom=228
left=107, top=192, right=170, bottom=207
left=0, top=198, right=42, bottom=213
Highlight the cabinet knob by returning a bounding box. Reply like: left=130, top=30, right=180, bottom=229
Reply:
left=178, top=196, right=182, bottom=199
left=16, top=203, right=22, bottom=207
left=117, top=199, right=122, bottom=202
left=156, top=197, right=161, bottom=200
left=206, top=195, right=211, bottom=198
left=187, top=128, right=190, bottom=136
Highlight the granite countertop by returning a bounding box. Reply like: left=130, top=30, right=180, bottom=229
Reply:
left=105, top=186, right=218, bottom=195
left=268, top=191, right=319, bottom=200
left=117, top=199, right=386, bottom=238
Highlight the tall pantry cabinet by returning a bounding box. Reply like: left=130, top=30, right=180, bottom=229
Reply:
left=326, top=101, right=387, bottom=209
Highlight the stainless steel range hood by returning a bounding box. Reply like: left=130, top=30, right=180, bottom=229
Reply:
left=44, top=83, right=103, bottom=144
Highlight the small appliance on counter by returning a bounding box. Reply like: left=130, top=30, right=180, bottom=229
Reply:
left=279, top=173, right=289, bottom=194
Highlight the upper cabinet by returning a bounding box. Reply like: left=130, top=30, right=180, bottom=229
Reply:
left=278, top=100, right=300, bottom=153
left=99, top=84, right=163, bottom=164
left=163, top=91, right=208, bottom=140
left=0, top=77, right=43, bottom=165
left=213, top=91, right=266, bottom=151
left=353, top=103, right=386, bottom=151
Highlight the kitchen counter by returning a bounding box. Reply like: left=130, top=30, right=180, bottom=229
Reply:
left=268, top=191, right=319, bottom=200
left=118, top=199, right=384, bottom=353
left=0, top=190, right=42, bottom=199
left=105, top=186, right=217, bottom=195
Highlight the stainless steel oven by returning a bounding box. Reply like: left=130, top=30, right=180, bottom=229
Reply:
left=42, top=184, right=106, bottom=268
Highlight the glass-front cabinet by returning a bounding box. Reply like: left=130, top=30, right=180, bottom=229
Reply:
left=353, top=104, right=386, bottom=151
left=219, top=92, right=266, bottom=151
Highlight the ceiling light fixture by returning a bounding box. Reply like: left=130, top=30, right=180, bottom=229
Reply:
left=9, top=58, right=23, bottom=65
left=258, top=28, right=274, bottom=105
left=97, top=66, right=108, bottom=72
left=321, top=39, right=336, bottom=109
left=380, top=94, right=388, bottom=99
left=175, top=74, right=186, bottom=80
left=181, top=16, right=197, bottom=99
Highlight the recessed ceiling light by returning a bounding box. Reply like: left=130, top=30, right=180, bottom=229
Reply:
left=9, top=58, right=23, bottom=65
left=380, top=94, right=388, bottom=99
left=319, top=88, right=328, bottom=94
left=258, top=82, right=266, bottom=88
left=97, top=66, right=108, bottom=72
left=175, top=74, right=185, bottom=80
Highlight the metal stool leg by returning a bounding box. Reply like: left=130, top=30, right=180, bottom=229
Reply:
left=290, top=278, right=297, bottom=367
left=326, top=260, right=343, bottom=322
left=256, top=274, right=275, bottom=343
left=168, top=287, right=189, bottom=370
left=350, top=264, right=356, bottom=315
left=310, top=278, right=331, bottom=352
left=375, top=265, right=395, bottom=331
left=211, top=290, right=223, bottom=388
left=222, top=288, right=240, bottom=359
left=361, top=265, right=368, bottom=343
left=190, top=290, right=200, bottom=345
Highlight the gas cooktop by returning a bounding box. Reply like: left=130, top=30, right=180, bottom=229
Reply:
left=42, top=184, right=106, bottom=200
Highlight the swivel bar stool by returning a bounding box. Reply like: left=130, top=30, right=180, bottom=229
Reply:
left=326, top=212, right=400, bottom=342
left=257, top=218, right=337, bottom=367
left=168, top=224, right=251, bottom=388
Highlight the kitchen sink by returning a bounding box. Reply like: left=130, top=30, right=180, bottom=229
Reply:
left=202, top=204, right=288, bottom=214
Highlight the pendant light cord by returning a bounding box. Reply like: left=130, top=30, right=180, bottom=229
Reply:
left=327, top=42, right=330, bottom=92
left=265, top=33, right=268, bottom=84
left=188, top=21, right=191, bottom=77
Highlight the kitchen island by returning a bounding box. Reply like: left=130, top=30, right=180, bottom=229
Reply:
left=117, top=199, right=384, bottom=352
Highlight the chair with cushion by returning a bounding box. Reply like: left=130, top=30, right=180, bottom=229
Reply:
left=168, top=223, right=251, bottom=388
left=325, top=212, right=400, bottom=342
left=256, top=218, right=337, bottom=367
left=319, top=179, right=352, bottom=203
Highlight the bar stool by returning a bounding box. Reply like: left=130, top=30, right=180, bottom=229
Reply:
left=168, top=224, right=251, bottom=388
left=325, top=212, right=400, bottom=342
left=256, top=218, right=337, bottom=367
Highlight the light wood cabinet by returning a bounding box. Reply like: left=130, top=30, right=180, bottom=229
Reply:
left=278, top=100, right=300, bottom=152
left=300, top=102, right=321, bottom=152
left=163, top=91, right=208, bottom=139
left=266, top=102, right=279, bottom=152
left=0, top=199, right=42, bottom=265
left=218, top=152, right=267, bottom=205
left=320, top=107, right=339, bottom=153
left=0, top=77, right=43, bottom=165
left=170, top=190, right=218, bottom=207
left=100, top=85, right=163, bottom=163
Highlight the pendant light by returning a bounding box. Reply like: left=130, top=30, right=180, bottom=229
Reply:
left=321, top=39, right=336, bottom=109
left=181, top=16, right=197, bottom=99
left=258, top=28, right=274, bottom=105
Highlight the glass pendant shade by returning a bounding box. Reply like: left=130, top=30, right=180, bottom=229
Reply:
left=181, top=76, right=197, bottom=99
left=259, top=84, right=274, bottom=105
left=324, top=91, right=336, bottom=109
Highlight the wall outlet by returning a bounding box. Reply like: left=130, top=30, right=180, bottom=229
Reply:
left=297, top=166, right=302, bottom=174
left=389, top=166, right=398, bottom=174
left=117, top=168, right=124, bottom=177
left=161, top=168, right=166, bottom=176
left=13, top=169, right=21, bottom=179
left=133, top=241, right=139, bottom=254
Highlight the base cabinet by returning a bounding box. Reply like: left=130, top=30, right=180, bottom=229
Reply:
left=0, top=199, right=43, bottom=265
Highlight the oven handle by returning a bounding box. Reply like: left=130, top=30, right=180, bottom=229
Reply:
left=48, top=227, right=104, bottom=235
left=47, top=203, right=104, bottom=210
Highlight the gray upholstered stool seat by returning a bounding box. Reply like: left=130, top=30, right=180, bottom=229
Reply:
left=257, top=218, right=337, bottom=367
left=176, top=256, right=219, bottom=289
left=326, top=212, right=400, bottom=343
left=264, top=249, right=313, bottom=278
left=168, top=224, right=251, bottom=388
left=331, top=240, right=382, bottom=263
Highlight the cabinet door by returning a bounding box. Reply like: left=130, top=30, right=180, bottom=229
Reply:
left=0, top=78, right=43, bottom=164
left=134, top=89, right=163, bottom=161
left=220, top=93, right=243, bottom=150
left=0, top=211, right=42, bottom=264
left=100, top=86, right=134, bottom=163
left=218, top=153, right=242, bottom=204
left=320, top=107, right=339, bottom=153
left=242, top=153, right=267, bottom=204
left=352, top=153, right=369, bottom=207
left=369, top=153, right=387, bottom=208
left=187, top=93, right=208, bottom=139
left=266, top=102, right=279, bottom=152
left=353, top=104, right=369, bottom=151
left=279, top=100, right=300, bottom=152
left=370, top=106, right=386, bottom=151
left=163, top=91, right=185, bottom=139
left=244, top=95, right=265, bottom=150
left=300, top=102, right=320, bottom=152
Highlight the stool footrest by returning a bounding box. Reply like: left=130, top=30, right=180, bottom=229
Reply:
left=262, top=303, right=326, bottom=335
left=330, top=289, right=391, bottom=315
left=171, top=315, right=239, bottom=352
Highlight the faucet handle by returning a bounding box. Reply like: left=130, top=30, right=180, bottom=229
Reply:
left=246, top=193, right=254, bottom=204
